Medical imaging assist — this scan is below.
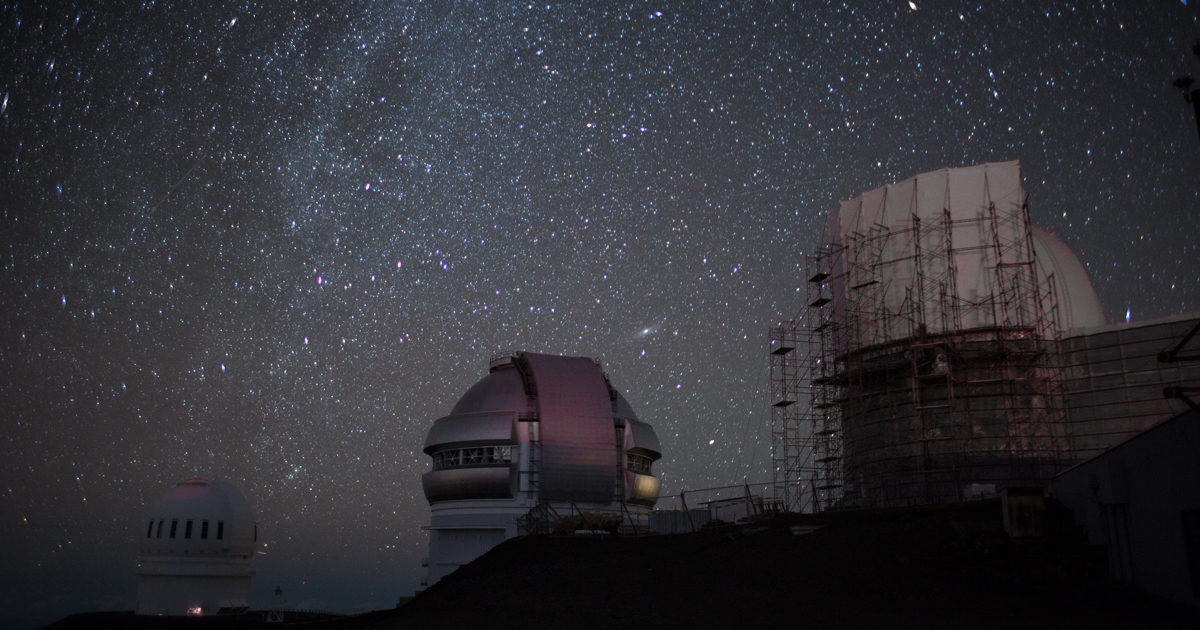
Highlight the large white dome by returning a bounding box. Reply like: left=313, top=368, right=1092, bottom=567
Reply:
left=1032, top=226, right=1106, bottom=333
left=821, top=161, right=1107, bottom=343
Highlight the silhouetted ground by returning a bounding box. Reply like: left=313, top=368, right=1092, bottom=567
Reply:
left=372, top=499, right=1199, bottom=630
left=41, top=609, right=394, bottom=630
left=44, top=500, right=1200, bottom=630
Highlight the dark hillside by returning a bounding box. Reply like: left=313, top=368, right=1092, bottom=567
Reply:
left=373, top=501, right=1198, bottom=630
left=43, top=501, right=1200, bottom=630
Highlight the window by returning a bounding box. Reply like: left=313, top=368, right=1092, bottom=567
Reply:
left=626, top=453, right=653, bottom=474
left=147, top=520, right=154, bottom=539
left=170, top=519, right=178, bottom=539
left=254, top=523, right=257, bottom=542
left=156, top=519, right=164, bottom=538
left=431, top=446, right=511, bottom=470
left=216, top=520, right=224, bottom=540
left=201, top=520, right=209, bottom=539
left=185, top=519, right=194, bottom=539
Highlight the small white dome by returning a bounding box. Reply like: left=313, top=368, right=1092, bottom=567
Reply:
left=138, top=478, right=256, bottom=561
left=135, top=478, right=257, bottom=616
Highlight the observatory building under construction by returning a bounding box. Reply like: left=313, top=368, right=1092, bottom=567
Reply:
left=771, top=161, right=1200, bottom=511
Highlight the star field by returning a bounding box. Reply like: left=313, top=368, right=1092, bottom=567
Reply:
left=3, top=1, right=1200, bottom=627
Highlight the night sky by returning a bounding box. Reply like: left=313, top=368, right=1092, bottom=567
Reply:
left=3, top=1, right=1199, bottom=627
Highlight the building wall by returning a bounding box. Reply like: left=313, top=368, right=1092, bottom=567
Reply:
left=427, top=528, right=508, bottom=585
left=424, top=414, right=537, bottom=587
left=1053, top=409, right=1200, bottom=608
left=134, top=574, right=251, bottom=616
left=833, top=314, right=1200, bottom=509
left=839, top=329, right=1067, bottom=507
left=1062, top=313, right=1200, bottom=461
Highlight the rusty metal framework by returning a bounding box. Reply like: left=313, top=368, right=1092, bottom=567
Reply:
left=772, top=170, right=1074, bottom=510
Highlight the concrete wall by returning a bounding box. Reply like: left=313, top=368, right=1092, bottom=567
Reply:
left=427, top=528, right=508, bottom=585
left=134, top=575, right=251, bottom=616
left=1053, top=409, right=1200, bottom=608
left=837, top=330, right=1068, bottom=507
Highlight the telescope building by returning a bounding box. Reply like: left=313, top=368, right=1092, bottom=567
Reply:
left=770, top=161, right=1199, bottom=510
left=134, top=477, right=257, bottom=616
left=421, top=351, right=662, bottom=586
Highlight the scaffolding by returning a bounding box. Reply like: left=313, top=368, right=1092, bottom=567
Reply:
left=772, top=163, right=1074, bottom=510
left=770, top=245, right=844, bottom=513
left=769, top=319, right=804, bottom=512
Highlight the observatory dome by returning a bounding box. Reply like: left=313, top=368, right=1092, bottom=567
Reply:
left=1031, top=226, right=1106, bottom=332
left=445, top=355, right=646, bottom=421
left=420, top=352, right=662, bottom=587
left=820, top=160, right=1106, bottom=344
left=422, top=352, right=661, bottom=506
left=445, top=358, right=537, bottom=417
left=134, top=478, right=257, bottom=616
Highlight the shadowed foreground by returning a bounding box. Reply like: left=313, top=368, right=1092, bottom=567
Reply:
left=47, top=501, right=1200, bottom=630
left=379, top=501, right=1197, bottom=630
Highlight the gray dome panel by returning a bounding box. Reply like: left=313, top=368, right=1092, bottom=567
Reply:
left=424, top=411, right=517, bottom=454
left=523, top=353, right=619, bottom=503
left=449, top=368, right=534, bottom=416
left=626, top=418, right=662, bottom=459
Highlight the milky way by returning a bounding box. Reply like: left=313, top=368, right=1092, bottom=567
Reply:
left=3, top=1, right=1199, bottom=626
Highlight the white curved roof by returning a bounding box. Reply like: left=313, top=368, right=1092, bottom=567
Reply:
left=138, top=478, right=256, bottom=562
left=1032, top=226, right=1106, bottom=332
left=821, top=161, right=1107, bottom=342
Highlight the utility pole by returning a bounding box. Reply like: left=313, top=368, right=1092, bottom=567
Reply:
left=1173, top=41, right=1200, bottom=145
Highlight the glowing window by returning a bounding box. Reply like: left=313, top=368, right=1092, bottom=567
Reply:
left=201, top=520, right=209, bottom=539
left=185, top=519, right=194, bottom=539
left=216, top=520, right=224, bottom=540
left=170, top=519, right=178, bottom=539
